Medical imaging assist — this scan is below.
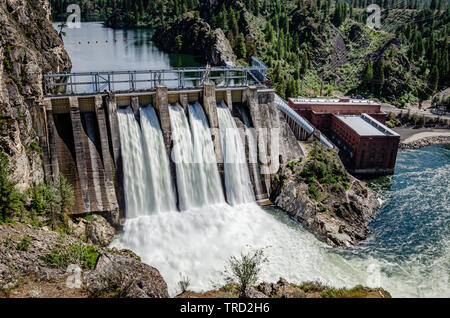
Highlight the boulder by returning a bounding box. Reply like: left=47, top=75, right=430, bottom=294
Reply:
left=242, top=286, right=268, bottom=298
left=85, top=215, right=115, bottom=247
left=69, top=215, right=116, bottom=247
left=85, top=253, right=169, bottom=298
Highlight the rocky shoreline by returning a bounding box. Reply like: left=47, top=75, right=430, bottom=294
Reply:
left=400, top=135, right=450, bottom=150
left=271, top=142, right=378, bottom=248
left=152, top=12, right=236, bottom=66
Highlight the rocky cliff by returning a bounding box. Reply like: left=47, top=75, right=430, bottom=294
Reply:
left=0, top=0, right=71, bottom=192
left=152, top=11, right=236, bottom=66
left=272, top=142, right=378, bottom=247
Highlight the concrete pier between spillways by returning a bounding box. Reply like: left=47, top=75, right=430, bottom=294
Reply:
left=35, top=84, right=315, bottom=221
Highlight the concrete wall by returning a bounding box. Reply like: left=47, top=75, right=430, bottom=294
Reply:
left=37, top=96, right=119, bottom=224
left=39, top=85, right=303, bottom=217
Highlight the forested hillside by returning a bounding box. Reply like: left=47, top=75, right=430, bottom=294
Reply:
left=50, top=0, right=450, bottom=107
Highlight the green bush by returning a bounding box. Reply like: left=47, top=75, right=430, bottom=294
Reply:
left=17, top=235, right=31, bottom=252
left=223, top=249, right=268, bottom=297
left=42, top=239, right=99, bottom=270
left=28, top=174, right=75, bottom=230
left=0, top=153, right=24, bottom=222
left=308, top=184, right=319, bottom=200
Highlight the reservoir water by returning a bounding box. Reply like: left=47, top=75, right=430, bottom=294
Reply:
left=54, top=22, right=201, bottom=72
left=60, top=23, right=449, bottom=298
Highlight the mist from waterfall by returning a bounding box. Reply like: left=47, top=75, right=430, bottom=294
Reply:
left=217, top=102, right=254, bottom=205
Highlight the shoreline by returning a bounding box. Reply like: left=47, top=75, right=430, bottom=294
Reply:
left=393, top=127, right=450, bottom=150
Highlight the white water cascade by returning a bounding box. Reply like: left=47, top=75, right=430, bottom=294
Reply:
left=117, top=106, right=176, bottom=216
left=169, top=103, right=224, bottom=210
left=140, top=106, right=177, bottom=212
left=117, top=108, right=150, bottom=218
left=217, top=102, right=254, bottom=205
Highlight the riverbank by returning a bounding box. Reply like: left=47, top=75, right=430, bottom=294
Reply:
left=393, top=128, right=450, bottom=149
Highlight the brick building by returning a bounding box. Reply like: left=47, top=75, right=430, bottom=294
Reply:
left=288, top=98, right=400, bottom=175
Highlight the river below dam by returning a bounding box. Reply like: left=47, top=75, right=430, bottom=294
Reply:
left=58, top=23, right=449, bottom=298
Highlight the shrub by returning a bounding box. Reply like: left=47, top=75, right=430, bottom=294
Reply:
left=308, top=184, right=319, bottom=200
left=42, top=239, right=99, bottom=270
left=223, top=249, right=268, bottom=297
left=178, top=274, right=191, bottom=294
left=17, top=235, right=31, bottom=252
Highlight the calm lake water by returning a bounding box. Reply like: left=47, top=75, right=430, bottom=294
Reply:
left=59, top=23, right=449, bottom=297
left=54, top=22, right=202, bottom=72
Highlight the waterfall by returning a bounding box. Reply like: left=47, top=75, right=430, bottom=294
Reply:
left=140, top=105, right=177, bottom=213
left=117, top=107, right=150, bottom=217
left=169, top=103, right=224, bottom=210
left=240, top=108, right=264, bottom=200
left=187, top=102, right=224, bottom=205
left=117, top=105, right=176, bottom=216
left=216, top=101, right=254, bottom=205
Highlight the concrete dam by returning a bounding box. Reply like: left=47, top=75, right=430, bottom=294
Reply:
left=34, top=64, right=330, bottom=224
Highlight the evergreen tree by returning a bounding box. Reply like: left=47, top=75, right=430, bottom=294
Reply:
left=0, top=153, right=23, bottom=222
left=363, top=59, right=374, bottom=87
left=428, top=64, right=439, bottom=93
left=236, top=33, right=247, bottom=59
left=373, top=58, right=385, bottom=93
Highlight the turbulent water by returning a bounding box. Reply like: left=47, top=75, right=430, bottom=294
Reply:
left=116, top=106, right=449, bottom=298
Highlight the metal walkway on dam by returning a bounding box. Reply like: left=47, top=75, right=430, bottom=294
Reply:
left=43, top=57, right=333, bottom=150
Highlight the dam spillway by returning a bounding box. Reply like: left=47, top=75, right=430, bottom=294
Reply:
left=35, top=84, right=311, bottom=221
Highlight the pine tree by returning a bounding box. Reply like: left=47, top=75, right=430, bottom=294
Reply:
left=363, top=60, right=374, bottom=87
left=428, top=65, right=439, bottom=93
left=0, top=153, right=23, bottom=222
left=236, top=33, right=247, bottom=59
left=373, top=58, right=385, bottom=93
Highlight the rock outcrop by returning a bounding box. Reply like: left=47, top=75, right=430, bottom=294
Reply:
left=69, top=215, right=116, bottom=247
left=272, top=142, right=378, bottom=247
left=0, top=222, right=168, bottom=298
left=0, top=0, right=71, bottom=192
left=152, top=12, right=236, bottom=66
left=85, top=253, right=169, bottom=298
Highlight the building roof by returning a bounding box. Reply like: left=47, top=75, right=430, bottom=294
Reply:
left=289, top=97, right=380, bottom=106
left=336, top=114, right=400, bottom=137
